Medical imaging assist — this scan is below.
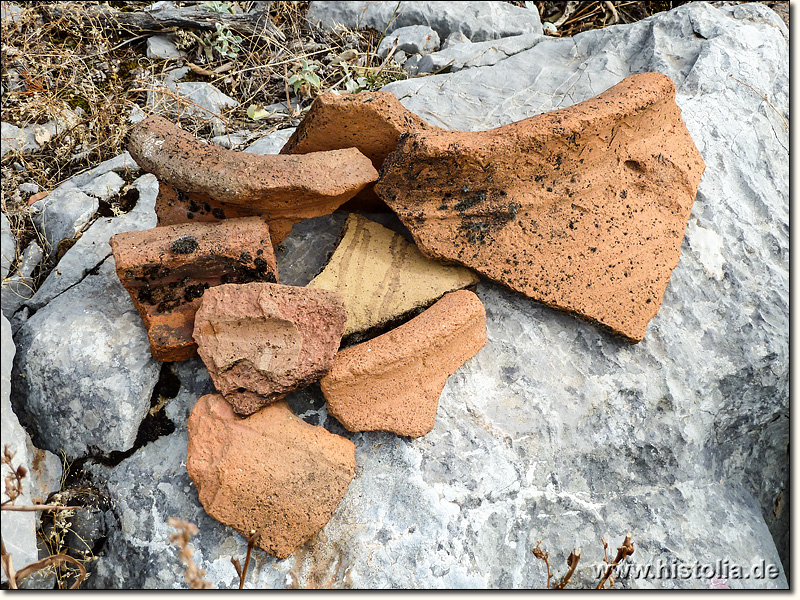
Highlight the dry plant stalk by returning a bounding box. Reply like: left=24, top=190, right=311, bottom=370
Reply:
left=533, top=533, right=632, bottom=589
left=1, top=444, right=86, bottom=589
left=168, top=517, right=213, bottom=589
left=596, top=533, right=635, bottom=589
left=231, top=524, right=267, bottom=589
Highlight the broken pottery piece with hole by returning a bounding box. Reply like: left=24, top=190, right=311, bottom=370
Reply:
left=308, top=213, right=479, bottom=342
left=375, top=72, right=706, bottom=343
left=280, top=91, right=431, bottom=210
left=187, top=394, right=356, bottom=560
left=127, top=115, right=379, bottom=243
left=110, top=217, right=277, bottom=362
left=193, top=282, right=347, bottom=415
left=320, top=289, right=487, bottom=438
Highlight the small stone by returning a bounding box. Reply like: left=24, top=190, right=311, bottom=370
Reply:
left=442, top=31, right=471, bottom=49
left=320, top=290, right=487, bottom=438
left=18, top=182, right=39, bottom=195
left=146, top=35, right=183, bottom=59
left=1, top=212, right=15, bottom=279
left=110, top=217, right=278, bottom=362
left=377, top=25, right=440, bottom=58
left=128, top=116, right=378, bottom=243
left=309, top=214, right=479, bottom=339
left=375, top=72, right=706, bottom=343
left=193, top=282, right=346, bottom=415
left=280, top=92, right=429, bottom=208
left=30, top=189, right=98, bottom=257
left=1, top=241, right=43, bottom=318
left=187, top=394, right=356, bottom=559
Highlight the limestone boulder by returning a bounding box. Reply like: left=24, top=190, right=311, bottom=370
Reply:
left=110, top=217, right=278, bottom=362
left=309, top=213, right=478, bottom=340
left=193, top=283, right=347, bottom=415
left=187, top=394, right=356, bottom=559
left=128, top=116, right=378, bottom=243
left=321, top=290, right=486, bottom=438
left=376, top=72, right=705, bottom=343
left=306, top=1, right=543, bottom=42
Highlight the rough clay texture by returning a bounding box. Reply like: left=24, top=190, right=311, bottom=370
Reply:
left=321, top=290, right=486, bottom=438
left=110, top=217, right=277, bottom=362
left=376, top=72, right=705, bottom=343
left=306, top=1, right=544, bottom=42
left=154, top=180, right=255, bottom=227
left=280, top=92, right=430, bottom=208
left=193, top=283, right=346, bottom=415
left=128, top=116, right=378, bottom=243
left=187, top=394, right=356, bottom=559
left=309, top=213, right=478, bottom=339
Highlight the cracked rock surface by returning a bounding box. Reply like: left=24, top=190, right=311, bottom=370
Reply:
left=321, top=290, right=487, bottom=438
left=187, top=394, right=356, bottom=559
left=128, top=116, right=378, bottom=243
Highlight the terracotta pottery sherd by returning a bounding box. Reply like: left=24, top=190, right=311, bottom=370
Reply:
left=187, top=394, right=356, bottom=560
left=320, top=290, right=487, bottom=438
left=154, top=180, right=255, bottom=227
left=128, top=115, right=379, bottom=243
left=193, top=282, right=347, bottom=415
left=110, top=217, right=277, bottom=362
left=374, top=72, right=706, bottom=342
left=280, top=91, right=431, bottom=209
left=308, top=213, right=479, bottom=340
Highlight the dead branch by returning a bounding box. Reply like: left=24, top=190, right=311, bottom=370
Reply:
left=553, top=548, right=582, bottom=589
left=41, top=3, right=285, bottom=42
left=596, top=533, right=634, bottom=589
left=14, top=554, right=87, bottom=589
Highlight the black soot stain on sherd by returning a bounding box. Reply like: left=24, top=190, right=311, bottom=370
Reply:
left=170, top=236, right=199, bottom=254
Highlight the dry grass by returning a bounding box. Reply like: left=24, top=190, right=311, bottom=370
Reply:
left=1, top=0, right=406, bottom=272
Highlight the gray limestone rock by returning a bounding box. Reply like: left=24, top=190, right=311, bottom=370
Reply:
left=28, top=174, right=158, bottom=311
left=1, top=2, right=23, bottom=23
left=0, top=314, right=38, bottom=583
left=442, top=31, right=470, bottom=49
left=60, top=1, right=788, bottom=589
left=377, top=25, right=440, bottom=58
left=243, top=127, right=296, bottom=155
left=148, top=81, right=238, bottom=134
left=1, top=241, right=43, bottom=318
left=32, top=189, right=99, bottom=256
left=417, top=32, right=543, bottom=74
left=53, top=152, right=140, bottom=193
left=1, top=212, right=15, bottom=279
left=10, top=258, right=161, bottom=459
left=78, top=171, right=125, bottom=202
left=306, top=1, right=544, bottom=42
left=146, top=35, right=184, bottom=59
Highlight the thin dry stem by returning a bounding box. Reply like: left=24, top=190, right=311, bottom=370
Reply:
left=168, top=517, right=213, bottom=589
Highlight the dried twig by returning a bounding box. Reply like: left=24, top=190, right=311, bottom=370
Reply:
left=553, top=548, right=582, bottom=589
left=532, top=540, right=554, bottom=589
left=233, top=525, right=267, bottom=589
left=596, top=533, right=634, bottom=589
left=168, top=518, right=213, bottom=589
left=15, top=554, right=87, bottom=589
